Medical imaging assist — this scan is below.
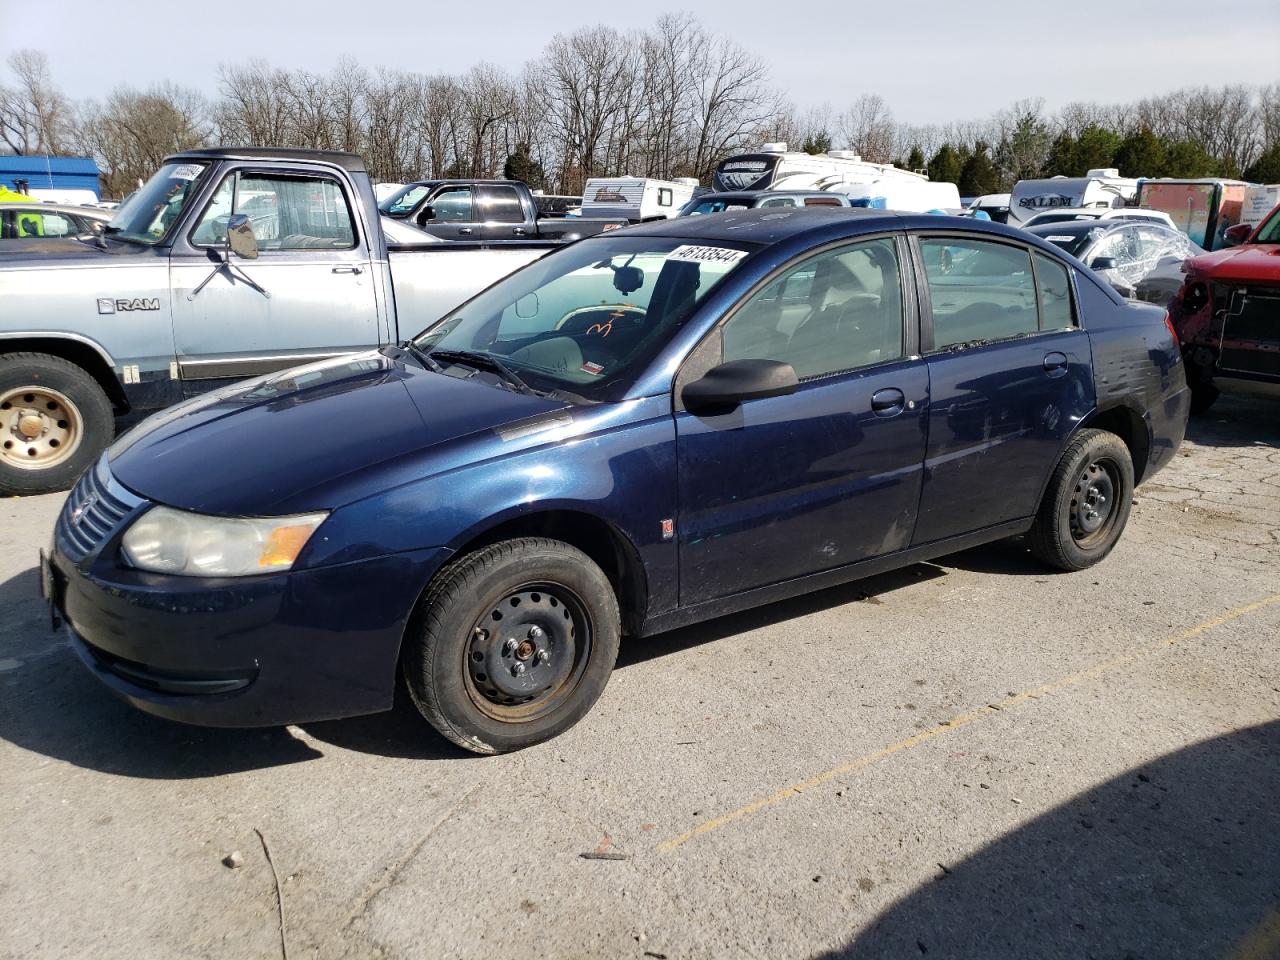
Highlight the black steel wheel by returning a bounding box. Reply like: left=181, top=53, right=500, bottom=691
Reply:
left=403, top=538, right=620, bottom=754
left=1028, top=428, right=1134, bottom=572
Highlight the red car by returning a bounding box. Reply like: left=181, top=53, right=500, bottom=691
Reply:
left=1169, top=203, right=1280, bottom=413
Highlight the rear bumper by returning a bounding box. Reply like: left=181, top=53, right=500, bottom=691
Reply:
left=51, top=543, right=451, bottom=727
left=1142, top=384, right=1190, bottom=482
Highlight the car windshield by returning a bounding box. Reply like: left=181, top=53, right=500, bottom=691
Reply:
left=413, top=236, right=752, bottom=401
left=1029, top=225, right=1106, bottom=258
left=683, top=199, right=752, bottom=216
left=379, top=184, right=431, bottom=215
left=1255, top=209, right=1280, bottom=244
left=105, top=162, right=210, bottom=244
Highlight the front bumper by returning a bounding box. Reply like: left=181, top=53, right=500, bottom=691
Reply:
left=49, top=511, right=451, bottom=727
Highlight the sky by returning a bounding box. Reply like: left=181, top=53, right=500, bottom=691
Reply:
left=1, top=0, right=1277, bottom=126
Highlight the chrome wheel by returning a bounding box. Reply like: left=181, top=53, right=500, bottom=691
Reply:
left=0, top=386, right=82, bottom=470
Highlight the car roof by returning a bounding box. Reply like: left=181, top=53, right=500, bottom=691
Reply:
left=0, top=201, right=112, bottom=218
left=1024, top=220, right=1116, bottom=239
left=693, top=190, right=830, bottom=201
left=619, top=206, right=1033, bottom=247
left=166, top=147, right=366, bottom=173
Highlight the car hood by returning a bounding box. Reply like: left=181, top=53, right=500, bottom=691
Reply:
left=0, top=236, right=151, bottom=266
left=108, top=351, right=567, bottom=515
left=1185, top=243, right=1280, bottom=284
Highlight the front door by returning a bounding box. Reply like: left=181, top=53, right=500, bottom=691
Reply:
left=676, top=235, right=930, bottom=606
left=911, top=236, right=1095, bottom=545
left=169, top=167, right=379, bottom=390
left=419, top=186, right=480, bottom=239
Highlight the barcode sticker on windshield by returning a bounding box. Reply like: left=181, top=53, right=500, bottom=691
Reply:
left=1046, top=235, right=1076, bottom=242
left=668, top=245, right=748, bottom=265
left=169, top=164, right=204, bottom=180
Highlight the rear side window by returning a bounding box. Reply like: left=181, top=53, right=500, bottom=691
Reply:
left=919, top=238, right=1039, bottom=349
left=1034, top=252, right=1074, bottom=329
left=477, top=186, right=524, bottom=223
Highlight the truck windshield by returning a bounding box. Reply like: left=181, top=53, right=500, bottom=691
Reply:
left=413, top=236, right=753, bottom=401
left=105, top=162, right=210, bottom=244
left=380, top=184, right=431, bottom=215
left=1255, top=209, right=1280, bottom=244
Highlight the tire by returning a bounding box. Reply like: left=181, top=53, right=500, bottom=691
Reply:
left=1189, top=381, right=1219, bottom=415
left=403, top=537, right=621, bottom=754
left=0, top=352, right=114, bottom=497
left=1027, top=429, right=1134, bottom=572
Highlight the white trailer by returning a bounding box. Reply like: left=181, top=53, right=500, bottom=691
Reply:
left=1008, top=169, right=1139, bottom=226
left=712, top=143, right=928, bottom=193
left=833, top=179, right=962, bottom=213
left=579, top=176, right=701, bottom=222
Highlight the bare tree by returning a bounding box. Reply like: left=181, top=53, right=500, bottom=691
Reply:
left=0, top=49, right=69, bottom=153
left=837, top=94, right=895, bottom=162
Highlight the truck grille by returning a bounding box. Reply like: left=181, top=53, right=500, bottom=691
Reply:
left=56, top=457, right=145, bottom=562
left=1219, top=285, right=1280, bottom=377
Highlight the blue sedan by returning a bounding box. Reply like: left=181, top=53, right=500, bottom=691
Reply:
left=44, top=208, right=1190, bottom=753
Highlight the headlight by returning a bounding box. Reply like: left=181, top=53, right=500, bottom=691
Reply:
left=120, top=506, right=328, bottom=577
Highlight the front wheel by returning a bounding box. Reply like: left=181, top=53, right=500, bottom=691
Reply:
left=0, top=352, right=114, bottom=496
left=1028, top=429, right=1134, bottom=572
left=403, top=538, right=621, bottom=754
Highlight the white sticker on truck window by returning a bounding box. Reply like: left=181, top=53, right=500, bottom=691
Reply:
left=668, top=245, right=748, bottom=265
left=1046, top=235, right=1076, bottom=242
left=169, top=164, right=204, bottom=180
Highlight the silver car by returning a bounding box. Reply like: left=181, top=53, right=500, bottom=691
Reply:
left=1027, top=220, right=1204, bottom=305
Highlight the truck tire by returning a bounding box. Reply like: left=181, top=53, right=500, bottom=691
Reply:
left=403, top=537, right=621, bottom=754
left=1027, top=428, right=1134, bottom=572
left=1189, top=381, right=1219, bottom=415
left=0, top=352, right=114, bottom=496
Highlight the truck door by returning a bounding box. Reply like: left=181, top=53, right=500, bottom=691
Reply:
left=909, top=235, right=1094, bottom=545
left=169, top=167, right=379, bottom=391
left=418, top=186, right=481, bottom=239
left=476, top=184, right=532, bottom=239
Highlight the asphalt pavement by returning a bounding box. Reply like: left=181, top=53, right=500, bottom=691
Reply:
left=2, top=394, right=1277, bottom=960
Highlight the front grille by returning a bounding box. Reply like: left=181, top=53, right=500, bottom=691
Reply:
left=1219, top=284, right=1280, bottom=377
left=56, top=457, right=145, bottom=561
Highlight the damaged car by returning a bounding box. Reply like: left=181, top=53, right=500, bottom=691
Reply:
left=1168, top=203, right=1280, bottom=414
left=1027, top=220, right=1204, bottom=305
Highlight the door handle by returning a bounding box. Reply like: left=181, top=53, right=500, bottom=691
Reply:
left=1043, top=351, right=1068, bottom=378
left=870, top=387, right=906, bottom=417
left=512, top=227, right=527, bottom=237
left=331, top=266, right=363, bottom=275
left=459, top=227, right=474, bottom=236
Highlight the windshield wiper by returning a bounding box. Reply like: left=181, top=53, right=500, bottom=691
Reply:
left=428, top=348, right=541, bottom=396
left=397, top=339, right=444, bottom=372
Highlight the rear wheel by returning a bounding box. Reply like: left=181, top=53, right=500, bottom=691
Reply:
left=403, top=538, right=620, bottom=754
left=1028, top=429, right=1134, bottom=572
left=0, top=353, right=114, bottom=496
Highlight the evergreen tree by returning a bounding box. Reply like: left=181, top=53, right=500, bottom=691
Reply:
left=503, top=143, right=545, bottom=190
left=928, top=143, right=963, bottom=185
left=1114, top=128, right=1167, bottom=178
left=959, top=142, right=999, bottom=196
left=905, top=146, right=926, bottom=172
left=1044, top=132, right=1077, bottom=176
left=1073, top=125, right=1122, bottom=173
left=1244, top=142, right=1280, bottom=184
left=802, top=130, right=832, bottom=155
left=1163, top=140, right=1219, bottom=178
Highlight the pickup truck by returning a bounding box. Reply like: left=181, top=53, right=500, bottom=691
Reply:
left=45, top=208, right=1190, bottom=754
left=379, top=179, right=626, bottom=241
left=1169, top=204, right=1280, bottom=413
left=0, top=147, right=563, bottom=496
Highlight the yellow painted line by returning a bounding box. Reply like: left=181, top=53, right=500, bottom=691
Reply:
left=658, top=593, right=1280, bottom=853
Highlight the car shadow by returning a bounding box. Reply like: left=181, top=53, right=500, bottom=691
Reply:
left=1185, top=392, right=1280, bottom=449
left=820, top=720, right=1280, bottom=960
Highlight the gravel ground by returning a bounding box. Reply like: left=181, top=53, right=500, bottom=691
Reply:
left=1, top=394, right=1277, bottom=960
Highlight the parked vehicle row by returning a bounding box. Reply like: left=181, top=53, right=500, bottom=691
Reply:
left=0, top=148, right=566, bottom=496
left=41, top=206, right=1190, bottom=753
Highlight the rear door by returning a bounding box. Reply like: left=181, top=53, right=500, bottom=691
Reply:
left=169, top=165, right=379, bottom=390
left=675, top=234, right=930, bottom=605
left=476, top=184, right=532, bottom=239
left=910, top=235, right=1094, bottom=545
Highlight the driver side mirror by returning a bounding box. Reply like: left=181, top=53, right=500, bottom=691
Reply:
left=227, top=213, right=258, bottom=259
left=1223, top=222, right=1253, bottom=247
left=683, top=359, right=799, bottom=413
left=417, top=204, right=436, bottom=224
left=1090, top=256, right=1117, bottom=272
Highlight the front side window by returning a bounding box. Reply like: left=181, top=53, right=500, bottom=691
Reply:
left=190, top=172, right=355, bottom=250
left=10, top=210, right=76, bottom=237
left=106, top=161, right=210, bottom=244
left=415, top=237, right=749, bottom=401
left=919, top=238, right=1039, bottom=349
left=722, top=238, right=904, bottom=380
left=1089, top=228, right=1140, bottom=268
left=427, top=187, right=473, bottom=222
